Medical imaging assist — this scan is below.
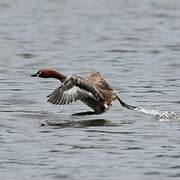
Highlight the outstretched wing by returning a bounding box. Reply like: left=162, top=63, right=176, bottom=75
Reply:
left=86, top=70, right=112, bottom=90
left=47, top=75, right=103, bottom=105
left=47, top=86, right=81, bottom=105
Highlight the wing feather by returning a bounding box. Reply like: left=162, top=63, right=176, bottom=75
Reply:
left=47, top=86, right=81, bottom=105
left=47, top=74, right=103, bottom=105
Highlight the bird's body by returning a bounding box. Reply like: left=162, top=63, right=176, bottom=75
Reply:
left=31, top=69, right=138, bottom=115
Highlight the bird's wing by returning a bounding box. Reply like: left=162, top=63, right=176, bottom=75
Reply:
left=86, top=70, right=112, bottom=90
left=47, top=86, right=82, bottom=105
left=47, top=75, right=103, bottom=105
left=72, top=75, right=104, bottom=100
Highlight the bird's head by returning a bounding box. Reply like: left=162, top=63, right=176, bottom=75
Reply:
left=31, top=69, right=54, bottom=78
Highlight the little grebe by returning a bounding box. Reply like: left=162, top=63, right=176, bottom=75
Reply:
left=31, top=69, right=138, bottom=116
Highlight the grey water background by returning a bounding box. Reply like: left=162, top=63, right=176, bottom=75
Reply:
left=0, top=0, right=180, bottom=179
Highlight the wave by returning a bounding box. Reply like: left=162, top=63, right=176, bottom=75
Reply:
left=134, top=107, right=178, bottom=121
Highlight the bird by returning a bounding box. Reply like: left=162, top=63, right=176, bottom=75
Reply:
left=31, top=69, right=138, bottom=116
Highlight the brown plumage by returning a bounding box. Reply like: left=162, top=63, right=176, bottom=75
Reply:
left=31, top=69, right=138, bottom=116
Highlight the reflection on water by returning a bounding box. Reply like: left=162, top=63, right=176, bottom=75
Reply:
left=43, top=119, right=110, bottom=128
left=0, top=0, right=180, bottom=179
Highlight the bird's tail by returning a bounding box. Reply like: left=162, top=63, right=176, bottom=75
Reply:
left=116, top=95, right=139, bottom=110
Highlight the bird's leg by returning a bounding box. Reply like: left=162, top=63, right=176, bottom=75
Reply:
left=72, top=111, right=101, bottom=116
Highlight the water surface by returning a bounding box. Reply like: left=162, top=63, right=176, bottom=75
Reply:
left=0, top=0, right=180, bottom=179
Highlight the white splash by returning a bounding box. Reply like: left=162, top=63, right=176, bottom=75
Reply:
left=134, top=107, right=177, bottom=121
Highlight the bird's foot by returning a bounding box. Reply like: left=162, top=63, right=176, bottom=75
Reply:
left=72, top=111, right=100, bottom=116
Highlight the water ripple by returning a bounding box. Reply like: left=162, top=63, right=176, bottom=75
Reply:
left=0, top=0, right=180, bottom=179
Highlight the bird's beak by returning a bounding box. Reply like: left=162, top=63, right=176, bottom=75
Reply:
left=31, top=73, right=37, bottom=77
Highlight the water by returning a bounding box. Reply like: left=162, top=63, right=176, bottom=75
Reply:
left=0, top=0, right=180, bottom=179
